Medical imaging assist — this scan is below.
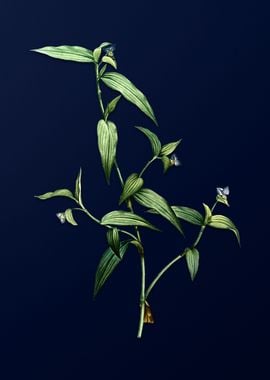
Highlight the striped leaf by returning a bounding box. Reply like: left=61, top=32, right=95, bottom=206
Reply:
left=172, top=206, right=204, bottom=226
left=134, top=188, right=183, bottom=234
left=106, top=228, right=120, bottom=257
left=34, top=189, right=76, bottom=201
left=135, top=127, right=161, bottom=156
left=31, top=45, right=94, bottom=63
left=97, top=119, right=118, bottom=184
left=119, top=173, right=144, bottom=205
left=209, top=215, right=240, bottom=246
left=102, top=55, right=117, bottom=69
left=203, top=203, right=212, bottom=224
left=160, top=140, right=182, bottom=156
left=104, top=95, right=122, bottom=120
left=64, top=208, right=78, bottom=226
left=101, top=72, right=157, bottom=125
left=185, top=247, right=199, bottom=281
left=161, top=156, right=172, bottom=173
left=101, top=211, right=159, bottom=231
left=94, top=241, right=129, bottom=297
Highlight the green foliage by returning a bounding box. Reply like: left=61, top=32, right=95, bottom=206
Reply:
left=101, top=72, right=157, bottom=125
left=33, top=40, right=240, bottom=338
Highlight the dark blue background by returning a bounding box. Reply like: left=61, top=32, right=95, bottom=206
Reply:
left=1, top=1, right=269, bottom=379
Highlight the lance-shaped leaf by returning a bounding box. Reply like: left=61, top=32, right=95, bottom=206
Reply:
left=130, top=239, right=144, bottom=255
left=31, top=45, right=94, bottom=63
left=106, top=228, right=120, bottom=257
left=74, top=168, right=82, bottom=204
left=97, top=119, right=118, bottom=184
left=94, top=241, right=129, bottom=297
left=104, top=95, right=122, bottom=120
left=172, top=206, right=204, bottom=226
left=135, top=127, right=161, bottom=156
left=101, top=72, right=158, bottom=125
left=119, top=173, right=144, bottom=205
left=102, top=55, right=117, bottom=69
left=185, top=247, right=200, bottom=281
left=134, top=188, right=183, bottom=234
left=203, top=203, right=212, bottom=224
left=99, top=64, right=107, bottom=78
left=208, top=215, right=240, bottom=246
left=216, top=194, right=230, bottom=207
left=160, top=140, right=182, bottom=156
left=101, top=210, right=159, bottom=231
left=64, top=208, right=78, bottom=226
left=35, top=189, right=76, bottom=201
left=93, top=47, right=102, bottom=62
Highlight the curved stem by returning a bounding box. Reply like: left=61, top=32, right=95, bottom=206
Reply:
left=95, top=63, right=105, bottom=117
left=73, top=207, right=100, bottom=225
left=139, top=156, right=157, bottom=178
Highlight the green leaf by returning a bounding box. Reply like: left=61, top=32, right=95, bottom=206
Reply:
left=31, top=45, right=94, bottom=63
left=104, top=95, right=122, bottom=120
left=185, top=247, right=199, bottom=281
left=97, top=119, right=118, bottom=184
left=93, top=47, right=102, bottom=62
left=135, top=127, right=161, bottom=156
left=101, top=72, right=158, bottom=125
left=74, top=168, right=82, bottom=204
left=134, top=188, right=183, bottom=234
left=119, top=173, right=144, bottom=205
left=98, top=42, right=112, bottom=49
left=101, top=210, right=159, bottom=231
left=64, top=208, right=78, bottom=226
left=160, top=140, right=182, bottom=156
left=35, top=189, right=76, bottom=201
left=203, top=203, right=212, bottom=224
left=99, top=64, right=107, bottom=78
left=101, top=55, right=117, bottom=69
left=172, top=206, right=204, bottom=226
left=161, top=156, right=172, bottom=173
left=209, top=215, right=240, bottom=246
left=94, top=241, right=129, bottom=297
left=106, top=228, right=120, bottom=257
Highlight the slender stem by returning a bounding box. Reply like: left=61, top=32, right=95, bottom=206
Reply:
left=145, top=251, right=186, bottom=299
left=95, top=63, right=105, bottom=117
left=73, top=207, right=100, bottom=225
left=137, top=253, right=146, bottom=338
left=114, top=160, right=124, bottom=187
left=145, top=200, right=219, bottom=300
left=139, top=156, right=157, bottom=178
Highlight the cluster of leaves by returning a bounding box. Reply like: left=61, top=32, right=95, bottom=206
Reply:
left=33, top=42, right=240, bottom=335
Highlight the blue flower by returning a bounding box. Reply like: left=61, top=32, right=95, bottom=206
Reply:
left=216, top=186, right=229, bottom=196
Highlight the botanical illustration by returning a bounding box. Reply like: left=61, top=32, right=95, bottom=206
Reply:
left=32, top=42, right=240, bottom=338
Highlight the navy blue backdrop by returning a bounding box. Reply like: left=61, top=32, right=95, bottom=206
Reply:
left=1, top=1, right=269, bottom=379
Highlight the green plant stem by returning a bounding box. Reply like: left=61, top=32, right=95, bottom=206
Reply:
left=95, top=63, right=105, bottom=117
left=145, top=200, right=218, bottom=300
left=139, top=156, right=157, bottom=178
left=137, top=252, right=146, bottom=338
left=114, top=160, right=124, bottom=187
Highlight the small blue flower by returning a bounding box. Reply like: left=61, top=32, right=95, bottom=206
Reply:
left=170, top=154, right=181, bottom=167
left=103, top=44, right=116, bottom=58
left=216, top=186, right=230, bottom=196
left=56, top=212, right=66, bottom=224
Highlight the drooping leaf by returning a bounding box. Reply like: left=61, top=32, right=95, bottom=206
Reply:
left=31, top=45, right=94, bottom=63
left=160, top=140, right=182, bottom=156
left=134, top=188, right=183, bottom=234
left=172, top=206, right=204, bottom=226
left=97, top=119, right=118, bottom=184
left=35, top=189, right=76, bottom=201
left=161, top=156, right=172, bottom=173
left=99, top=42, right=112, bottom=49
left=135, top=127, right=161, bottom=156
left=203, top=203, right=212, bottom=224
left=64, top=209, right=78, bottom=226
left=209, top=215, right=240, bottom=246
left=94, top=241, right=129, bottom=297
left=104, top=95, right=122, bottom=120
left=101, top=72, right=158, bottom=125
left=106, top=228, right=120, bottom=257
left=74, top=168, right=82, bottom=204
left=185, top=247, right=199, bottom=281
left=101, top=210, right=159, bottom=231
left=102, top=55, right=117, bottom=69
left=119, top=173, right=144, bottom=205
